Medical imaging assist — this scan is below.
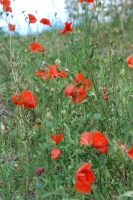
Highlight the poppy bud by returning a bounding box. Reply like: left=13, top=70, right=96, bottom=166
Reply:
left=68, top=75, right=73, bottom=82
left=117, top=57, right=123, bottom=62
left=103, top=87, right=108, bottom=93
left=36, top=119, right=41, bottom=125
left=102, top=93, right=108, bottom=101
left=107, top=88, right=113, bottom=94
left=50, top=88, right=55, bottom=93
left=93, top=112, right=101, bottom=121
left=61, top=110, right=66, bottom=115
left=55, top=59, right=61, bottom=66
left=1, top=124, right=5, bottom=131
left=46, top=112, right=52, bottom=119
left=116, top=87, right=120, bottom=92
left=46, top=120, right=53, bottom=129
left=36, top=167, right=46, bottom=176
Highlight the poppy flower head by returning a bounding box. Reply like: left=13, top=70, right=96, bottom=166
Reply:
left=12, top=90, right=37, bottom=109
left=85, top=78, right=92, bottom=89
left=8, top=24, right=15, bottom=31
left=126, top=56, right=133, bottom=68
left=64, top=84, right=75, bottom=97
left=48, top=64, right=60, bottom=78
left=61, top=22, right=73, bottom=35
left=91, top=130, right=108, bottom=153
left=51, top=134, right=64, bottom=145
left=103, top=87, right=108, bottom=93
left=12, top=93, right=24, bottom=106
left=35, top=69, right=49, bottom=79
left=79, top=0, right=94, bottom=2
left=74, top=72, right=92, bottom=89
left=21, top=90, right=37, bottom=109
left=80, top=132, right=92, bottom=145
left=64, top=84, right=87, bottom=103
left=74, top=163, right=95, bottom=193
left=80, top=130, right=108, bottom=154
left=36, top=167, right=46, bottom=176
left=28, top=42, right=45, bottom=53
left=28, top=14, right=37, bottom=23
left=126, top=146, right=133, bottom=159
left=50, top=147, right=62, bottom=159
left=59, top=68, right=68, bottom=78
left=40, top=18, right=51, bottom=26
left=102, top=93, right=108, bottom=101
left=2, top=4, right=12, bottom=12
left=0, top=0, right=10, bottom=6
left=72, top=85, right=86, bottom=103
left=74, top=72, right=85, bottom=84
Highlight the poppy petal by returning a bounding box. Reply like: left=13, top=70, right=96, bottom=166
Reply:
left=64, top=84, right=75, bottom=97
left=126, top=146, right=133, bottom=159
left=74, top=181, right=91, bottom=193
left=51, top=134, right=64, bottom=145
left=40, top=18, right=51, bottom=26
left=51, top=147, right=62, bottom=159
left=80, top=132, right=92, bottom=145
left=72, top=86, right=86, bottom=103
left=28, top=14, right=37, bottom=23
left=91, top=130, right=108, bottom=153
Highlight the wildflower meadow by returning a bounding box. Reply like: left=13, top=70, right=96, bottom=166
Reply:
left=0, top=0, right=133, bottom=199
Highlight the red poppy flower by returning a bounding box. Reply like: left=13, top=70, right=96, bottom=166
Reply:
left=50, top=147, right=62, bottom=159
left=48, top=64, right=60, bottom=78
left=8, top=24, right=15, bottom=31
left=40, top=18, right=51, bottom=26
left=79, top=0, right=94, bottom=2
left=61, top=22, right=73, bottom=35
left=21, top=90, right=37, bottom=109
left=74, top=163, right=95, bottom=193
left=64, top=84, right=87, bottom=103
left=0, top=0, right=10, bottom=6
left=35, top=69, right=49, bottom=79
left=102, top=93, right=108, bottom=101
left=28, top=14, right=37, bottom=23
left=126, top=146, right=133, bottom=159
left=74, top=72, right=92, bottom=89
left=51, top=134, right=64, bottom=145
left=12, top=93, right=24, bottom=106
left=59, top=68, right=68, bottom=78
left=36, top=167, right=46, bottom=176
left=28, top=42, right=45, bottom=53
left=64, top=84, right=75, bottom=97
left=126, top=56, right=133, bottom=68
left=72, top=85, right=86, bottom=103
left=2, top=4, right=12, bottom=12
left=80, top=130, right=108, bottom=154
left=12, top=90, right=37, bottom=109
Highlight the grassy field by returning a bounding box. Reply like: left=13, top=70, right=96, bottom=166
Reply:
left=0, top=1, right=133, bottom=199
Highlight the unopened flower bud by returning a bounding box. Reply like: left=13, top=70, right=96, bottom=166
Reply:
left=102, top=93, right=108, bottom=101
left=46, top=112, right=51, bottom=119
left=50, top=88, right=55, bottom=93
left=103, top=87, right=108, bottom=93
left=55, top=59, right=61, bottom=66
left=120, top=69, right=125, bottom=76
left=61, top=110, right=66, bottom=115
left=1, top=124, right=5, bottom=131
